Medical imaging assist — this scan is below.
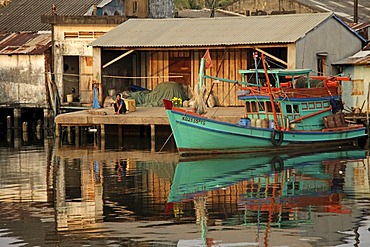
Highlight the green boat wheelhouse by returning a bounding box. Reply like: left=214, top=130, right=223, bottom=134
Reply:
left=237, top=68, right=343, bottom=131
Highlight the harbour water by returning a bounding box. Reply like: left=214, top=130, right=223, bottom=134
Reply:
left=0, top=130, right=370, bottom=246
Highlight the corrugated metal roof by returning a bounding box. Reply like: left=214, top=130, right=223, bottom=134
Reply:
left=90, top=12, right=334, bottom=48
left=333, top=50, right=370, bottom=65
left=296, top=0, right=370, bottom=23
left=0, top=0, right=103, bottom=32
left=0, top=32, right=51, bottom=55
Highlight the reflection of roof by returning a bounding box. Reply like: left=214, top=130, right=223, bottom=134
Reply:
left=333, top=50, right=370, bottom=65
left=90, top=12, right=336, bottom=48
left=0, top=32, right=51, bottom=55
left=0, top=0, right=102, bottom=32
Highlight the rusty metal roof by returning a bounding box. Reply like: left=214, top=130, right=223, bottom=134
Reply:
left=0, top=32, right=51, bottom=55
left=333, top=50, right=370, bottom=65
left=0, top=0, right=103, bottom=32
left=90, top=12, right=336, bottom=48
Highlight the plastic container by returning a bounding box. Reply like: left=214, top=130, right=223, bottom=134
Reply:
left=256, top=119, right=262, bottom=128
left=67, top=94, right=73, bottom=103
left=268, top=120, right=275, bottom=129
left=251, top=118, right=257, bottom=127
left=262, top=118, right=269, bottom=128
left=125, top=99, right=136, bottom=112
left=238, top=118, right=251, bottom=127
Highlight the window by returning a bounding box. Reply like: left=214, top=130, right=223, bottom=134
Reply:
left=286, top=105, right=292, bottom=113
left=251, top=102, right=257, bottom=112
left=266, top=102, right=273, bottom=112
left=293, top=104, right=299, bottom=113
left=258, top=102, right=265, bottom=112
left=133, top=1, right=138, bottom=14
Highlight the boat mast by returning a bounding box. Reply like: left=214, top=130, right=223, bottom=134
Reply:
left=261, top=54, right=280, bottom=130
left=199, top=57, right=205, bottom=94
left=253, top=51, right=260, bottom=89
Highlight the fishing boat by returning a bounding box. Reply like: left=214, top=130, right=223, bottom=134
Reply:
left=164, top=53, right=367, bottom=155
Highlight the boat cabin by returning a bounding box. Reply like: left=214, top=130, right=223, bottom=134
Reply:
left=237, top=69, right=340, bottom=131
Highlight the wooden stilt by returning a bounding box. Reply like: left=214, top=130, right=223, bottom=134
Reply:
left=75, top=126, right=80, bottom=147
left=55, top=123, right=61, bottom=137
left=67, top=126, right=72, bottom=144
left=151, top=124, right=155, bottom=152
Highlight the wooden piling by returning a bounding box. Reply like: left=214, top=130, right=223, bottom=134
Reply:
left=13, top=108, right=21, bottom=130
left=75, top=126, right=80, bottom=147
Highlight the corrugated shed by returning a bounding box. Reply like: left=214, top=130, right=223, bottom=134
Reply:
left=333, top=50, right=370, bottom=65
left=0, top=32, right=51, bottom=55
left=90, top=12, right=333, bottom=48
left=0, top=0, right=103, bottom=32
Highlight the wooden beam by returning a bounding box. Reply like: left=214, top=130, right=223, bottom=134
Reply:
left=102, top=49, right=135, bottom=68
left=254, top=47, right=289, bottom=67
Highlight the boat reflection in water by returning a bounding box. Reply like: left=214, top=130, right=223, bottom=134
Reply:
left=169, top=147, right=367, bottom=246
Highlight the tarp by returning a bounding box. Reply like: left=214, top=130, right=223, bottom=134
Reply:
left=128, top=81, right=187, bottom=107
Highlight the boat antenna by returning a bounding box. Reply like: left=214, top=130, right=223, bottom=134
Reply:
left=262, top=54, right=280, bottom=130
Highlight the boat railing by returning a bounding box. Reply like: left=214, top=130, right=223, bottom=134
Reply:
left=204, top=74, right=240, bottom=84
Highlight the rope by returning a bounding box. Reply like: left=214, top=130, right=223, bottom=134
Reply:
left=158, top=110, right=188, bottom=153
left=210, top=83, right=237, bottom=117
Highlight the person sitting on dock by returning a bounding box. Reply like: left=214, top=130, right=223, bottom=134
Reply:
left=114, top=94, right=127, bottom=114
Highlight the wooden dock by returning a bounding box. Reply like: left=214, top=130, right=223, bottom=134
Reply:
left=55, top=106, right=245, bottom=126
left=54, top=106, right=246, bottom=150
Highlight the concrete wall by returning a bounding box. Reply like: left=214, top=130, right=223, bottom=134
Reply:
left=53, top=24, right=119, bottom=104
left=124, top=0, right=174, bottom=18
left=98, top=0, right=125, bottom=16
left=0, top=54, right=48, bottom=108
left=225, top=0, right=316, bottom=16
left=295, top=17, right=363, bottom=75
left=341, top=66, right=370, bottom=111
left=149, top=0, right=174, bottom=18
left=125, top=0, right=149, bottom=18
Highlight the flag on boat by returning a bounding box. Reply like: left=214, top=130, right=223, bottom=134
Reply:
left=203, top=49, right=213, bottom=69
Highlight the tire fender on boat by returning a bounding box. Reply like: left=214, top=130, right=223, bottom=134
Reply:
left=271, top=156, right=284, bottom=172
left=271, top=129, right=283, bottom=146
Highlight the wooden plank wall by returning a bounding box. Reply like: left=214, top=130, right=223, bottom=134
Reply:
left=148, top=51, right=169, bottom=90
left=80, top=56, right=93, bottom=104
left=147, top=49, right=248, bottom=106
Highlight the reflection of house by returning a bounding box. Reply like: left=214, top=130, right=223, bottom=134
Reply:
left=90, top=12, right=365, bottom=106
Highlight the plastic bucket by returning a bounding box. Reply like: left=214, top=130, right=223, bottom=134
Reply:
left=238, top=118, right=251, bottom=127
left=67, top=94, right=73, bottom=103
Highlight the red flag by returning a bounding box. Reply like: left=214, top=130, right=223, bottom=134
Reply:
left=202, top=49, right=213, bottom=69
